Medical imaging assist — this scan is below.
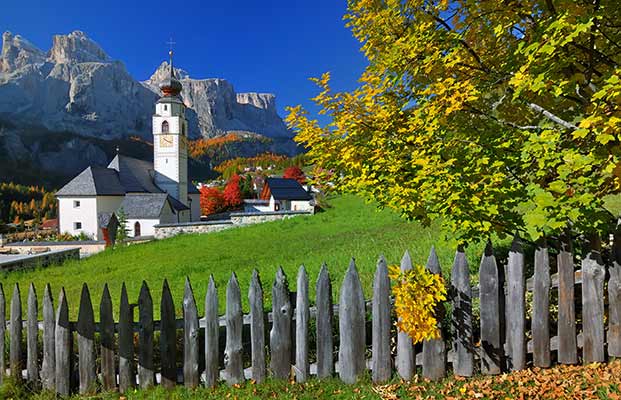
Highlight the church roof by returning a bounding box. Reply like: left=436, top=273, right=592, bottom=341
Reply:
left=118, top=193, right=188, bottom=219
left=108, top=155, right=163, bottom=193
left=56, top=166, right=125, bottom=196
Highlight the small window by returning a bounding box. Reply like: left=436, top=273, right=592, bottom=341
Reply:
left=164, top=104, right=168, bottom=111
left=74, top=222, right=82, bottom=230
left=134, top=222, right=141, bottom=237
left=73, top=200, right=81, bottom=208
left=182, top=124, right=186, bottom=136
left=274, top=203, right=280, bottom=211
left=162, top=120, right=169, bottom=133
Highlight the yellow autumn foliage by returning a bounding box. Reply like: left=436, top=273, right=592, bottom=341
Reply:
left=389, top=264, right=447, bottom=344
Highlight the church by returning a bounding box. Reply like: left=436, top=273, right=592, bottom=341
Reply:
left=56, top=50, right=201, bottom=240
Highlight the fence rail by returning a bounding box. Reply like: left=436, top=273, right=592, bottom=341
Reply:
left=1, top=235, right=620, bottom=395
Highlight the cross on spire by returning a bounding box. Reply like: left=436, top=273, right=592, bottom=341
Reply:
left=166, top=37, right=176, bottom=78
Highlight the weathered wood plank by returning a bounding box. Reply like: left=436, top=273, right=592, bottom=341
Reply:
left=100, top=284, right=115, bottom=392
left=77, top=283, right=96, bottom=394
left=55, top=288, right=71, bottom=396
left=532, top=240, right=551, bottom=367
left=451, top=246, right=474, bottom=377
left=10, top=283, right=22, bottom=380
left=27, top=283, right=38, bottom=386
left=479, top=241, right=502, bottom=375
left=118, top=282, right=135, bottom=393
left=557, top=234, right=577, bottom=364
left=315, top=263, right=333, bottom=379
left=338, top=259, right=366, bottom=384
left=160, top=279, right=176, bottom=389
left=270, top=267, right=292, bottom=379
left=183, top=277, right=199, bottom=388
left=506, top=237, right=526, bottom=371
left=372, top=255, right=391, bottom=384
left=138, top=281, right=154, bottom=388
left=225, top=273, right=243, bottom=385
left=581, top=235, right=605, bottom=363
left=396, top=251, right=415, bottom=380
left=423, top=247, right=446, bottom=380
left=0, top=284, right=4, bottom=386
left=249, top=270, right=266, bottom=383
left=41, top=284, right=55, bottom=390
left=204, top=276, right=219, bottom=388
left=295, top=266, right=310, bottom=382
left=610, top=232, right=621, bottom=357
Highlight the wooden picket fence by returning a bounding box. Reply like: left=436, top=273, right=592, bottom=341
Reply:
left=1, top=235, right=621, bottom=395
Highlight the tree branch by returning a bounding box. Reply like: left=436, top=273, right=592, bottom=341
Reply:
left=527, top=102, right=579, bottom=130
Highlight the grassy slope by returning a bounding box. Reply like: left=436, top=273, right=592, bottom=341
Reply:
left=1, top=195, right=487, bottom=319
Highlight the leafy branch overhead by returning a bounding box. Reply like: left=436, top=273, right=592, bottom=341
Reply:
left=287, top=0, right=621, bottom=243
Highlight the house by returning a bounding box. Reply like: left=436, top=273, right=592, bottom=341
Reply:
left=40, top=218, right=59, bottom=231
left=247, top=177, right=314, bottom=212
left=55, top=50, right=201, bottom=239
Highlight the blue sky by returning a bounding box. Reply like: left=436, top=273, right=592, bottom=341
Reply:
left=1, top=0, right=367, bottom=123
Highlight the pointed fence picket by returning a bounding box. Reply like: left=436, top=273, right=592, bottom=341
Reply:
left=3, top=237, right=621, bottom=394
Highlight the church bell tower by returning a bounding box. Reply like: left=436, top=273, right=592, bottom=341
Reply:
left=153, top=49, right=188, bottom=205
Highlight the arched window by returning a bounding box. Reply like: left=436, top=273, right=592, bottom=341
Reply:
left=134, top=221, right=141, bottom=237
left=182, top=123, right=186, bottom=136
left=161, top=120, right=169, bottom=133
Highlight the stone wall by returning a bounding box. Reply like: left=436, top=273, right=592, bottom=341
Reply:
left=154, top=220, right=235, bottom=239
left=154, top=211, right=312, bottom=239
left=5, top=240, right=107, bottom=258
left=0, top=248, right=80, bottom=272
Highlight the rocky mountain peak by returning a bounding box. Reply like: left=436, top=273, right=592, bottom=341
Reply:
left=1, top=31, right=45, bottom=73
left=48, top=30, right=111, bottom=64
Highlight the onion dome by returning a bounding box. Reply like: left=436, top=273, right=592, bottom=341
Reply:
left=159, top=50, right=182, bottom=97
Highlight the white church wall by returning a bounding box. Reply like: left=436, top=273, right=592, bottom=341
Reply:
left=291, top=200, right=314, bottom=212
left=58, top=197, right=98, bottom=239
left=126, top=219, right=160, bottom=237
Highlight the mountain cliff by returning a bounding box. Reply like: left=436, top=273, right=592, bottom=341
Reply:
left=0, top=31, right=299, bottom=187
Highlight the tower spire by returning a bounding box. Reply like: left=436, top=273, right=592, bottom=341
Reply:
left=159, top=38, right=182, bottom=97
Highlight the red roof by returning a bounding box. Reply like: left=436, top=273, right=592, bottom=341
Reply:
left=41, top=218, right=59, bottom=230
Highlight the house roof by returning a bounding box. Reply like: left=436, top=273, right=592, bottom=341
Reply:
left=56, top=166, right=125, bottom=196
left=265, top=178, right=312, bottom=201
left=118, top=193, right=188, bottom=219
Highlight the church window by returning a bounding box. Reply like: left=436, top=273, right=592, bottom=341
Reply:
left=134, top=221, right=141, bottom=237
left=74, top=222, right=82, bottom=230
left=162, top=120, right=169, bottom=133
left=73, top=200, right=81, bottom=208
left=164, top=105, right=168, bottom=111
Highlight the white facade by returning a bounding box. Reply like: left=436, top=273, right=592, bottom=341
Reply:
left=153, top=99, right=188, bottom=205
left=58, top=195, right=124, bottom=240
left=268, top=197, right=314, bottom=212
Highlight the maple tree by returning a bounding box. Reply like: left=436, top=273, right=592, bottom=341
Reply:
left=287, top=0, right=621, bottom=243
left=199, top=186, right=226, bottom=216
left=223, top=174, right=243, bottom=207
left=283, top=166, right=306, bottom=184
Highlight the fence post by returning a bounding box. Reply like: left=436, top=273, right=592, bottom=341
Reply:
left=533, top=239, right=551, bottom=367
left=295, top=265, right=310, bottom=382
left=138, top=281, right=154, bottom=388
left=118, top=282, right=135, bottom=393
left=423, top=246, right=446, bottom=380
left=451, top=246, right=473, bottom=377
left=41, top=284, right=55, bottom=390
left=100, top=284, right=115, bottom=391
left=204, top=276, right=219, bottom=388
left=0, top=284, right=4, bottom=386
left=55, top=288, right=71, bottom=396
left=10, top=283, right=22, bottom=380
left=582, top=234, right=605, bottom=363
left=339, top=259, right=366, bottom=384
left=479, top=241, right=502, bottom=375
left=183, top=277, right=199, bottom=388
left=557, top=233, right=577, bottom=364
left=77, top=283, right=96, bottom=394
left=316, top=263, right=333, bottom=378
left=506, top=236, right=526, bottom=371
left=225, top=273, right=243, bottom=385
left=396, top=251, right=415, bottom=380
left=160, top=279, right=176, bottom=389
left=372, top=255, right=391, bottom=384
left=270, top=267, right=292, bottom=379
left=249, top=270, right=266, bottom=383
left=27, top=283, right=38, bottom=387
left=609, top=232, right=621, bottom=357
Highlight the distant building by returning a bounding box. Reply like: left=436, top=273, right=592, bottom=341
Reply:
left=246, top=177, right=314, bottom=213
left=55, top=50, right=200, bottom=239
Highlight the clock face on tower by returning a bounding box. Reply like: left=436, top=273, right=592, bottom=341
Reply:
left=159, top=135, right=174, bottom=148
